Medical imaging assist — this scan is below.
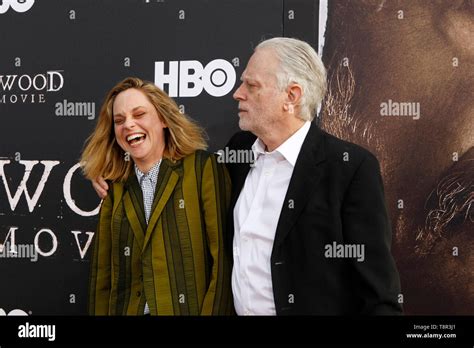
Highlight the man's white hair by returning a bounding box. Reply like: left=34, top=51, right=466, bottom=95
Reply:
left=256, top=37, right=327, bottom=121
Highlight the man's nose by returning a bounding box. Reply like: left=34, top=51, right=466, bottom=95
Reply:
left=233, top=83, right=245, bottom=101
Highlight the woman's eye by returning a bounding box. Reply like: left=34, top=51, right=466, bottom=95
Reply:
left=114, top=119, right=124, bottom=125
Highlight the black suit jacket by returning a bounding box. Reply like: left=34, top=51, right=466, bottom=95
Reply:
left=225, top=122, right=402, bottom=315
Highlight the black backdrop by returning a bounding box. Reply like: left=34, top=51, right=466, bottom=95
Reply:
left=0, top=0, right=320, bottom=315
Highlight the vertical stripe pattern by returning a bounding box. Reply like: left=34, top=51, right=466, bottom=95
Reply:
left=88, top=150, right=233, bottom=315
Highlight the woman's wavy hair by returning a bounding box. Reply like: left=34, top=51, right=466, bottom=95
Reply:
left=81, top=77, right=207, bottom=182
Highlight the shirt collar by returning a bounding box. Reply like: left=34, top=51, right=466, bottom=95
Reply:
left=251, top=121, right=311, bottom=166
left=134, top=159, right=162, bottom=186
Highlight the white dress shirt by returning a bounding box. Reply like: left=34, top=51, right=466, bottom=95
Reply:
left=232, top=121, right=311, bottom=315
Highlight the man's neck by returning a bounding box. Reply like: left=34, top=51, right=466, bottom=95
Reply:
left=259, top=119, right=306, bottom=152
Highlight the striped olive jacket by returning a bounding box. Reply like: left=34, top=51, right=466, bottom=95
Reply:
left=88, top=150, right=233, bottom=315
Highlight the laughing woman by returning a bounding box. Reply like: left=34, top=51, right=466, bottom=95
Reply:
left=81, top=77, right=232, bottom=315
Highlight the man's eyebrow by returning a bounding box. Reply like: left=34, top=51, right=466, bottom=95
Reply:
left=240, top=76, right=258, bottom=83
left=113, top=106, right=145, bottom=117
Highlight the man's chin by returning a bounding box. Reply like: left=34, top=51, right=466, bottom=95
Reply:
left=238, top=119, right=250, bottom=131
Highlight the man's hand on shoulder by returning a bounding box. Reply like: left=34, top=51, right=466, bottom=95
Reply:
left=92, top=176, right=109, bottom=199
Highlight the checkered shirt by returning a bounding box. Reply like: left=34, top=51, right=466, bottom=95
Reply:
left=134, top=159, right=162, bottom=224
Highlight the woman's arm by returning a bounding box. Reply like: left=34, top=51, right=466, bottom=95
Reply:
left=88, top=185, right=113, bottom=315
left=200, top=154, right=233, bottom=315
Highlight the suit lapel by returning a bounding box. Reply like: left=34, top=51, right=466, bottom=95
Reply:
left=123, top=159, right=179, bottom=253
left=123, top=190, right=146, bottom=247
left=272, top=122, right=327, bottom=249
left=229, top=161, right=252, bottom=210
left=226, top=136, right=255, bottom=253
left=123, top=174, right=147, bottom=246
left=143, top=159, right=179, bottom=253
left=227, top=131, right=257, bottom=210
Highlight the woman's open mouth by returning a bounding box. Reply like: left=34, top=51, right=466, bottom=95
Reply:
left=126, top=133, right=146, bottom=147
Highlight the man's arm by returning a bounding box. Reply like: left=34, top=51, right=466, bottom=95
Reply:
left=341, top=152, right=403, bottom=315
left=92, top=176, right=109, bottom=199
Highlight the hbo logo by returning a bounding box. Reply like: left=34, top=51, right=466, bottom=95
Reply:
left=155, top=59, right=236, bottom=97
left=0, top=0, right=35, bottom=14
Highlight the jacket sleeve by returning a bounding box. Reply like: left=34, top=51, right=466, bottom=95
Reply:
left=200, top=154, right=233, bottom=315
left=341, top=153, right=403, bottom=315
left=88, top=184, right=113, bottom=315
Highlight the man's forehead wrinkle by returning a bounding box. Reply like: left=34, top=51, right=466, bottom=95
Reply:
left=242, top=71, right=261, bottom=83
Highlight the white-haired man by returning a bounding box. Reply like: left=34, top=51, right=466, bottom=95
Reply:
left=225, top=37, right=402, bottom=315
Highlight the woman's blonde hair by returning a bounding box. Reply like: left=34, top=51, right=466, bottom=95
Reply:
left=81, top=77, right=207, bottom=182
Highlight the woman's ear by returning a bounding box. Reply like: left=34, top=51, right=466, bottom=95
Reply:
left=158, top=114, right=168, bottom=128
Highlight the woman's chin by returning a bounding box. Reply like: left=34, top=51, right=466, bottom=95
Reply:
left=127, top=150, right=147, bottom=163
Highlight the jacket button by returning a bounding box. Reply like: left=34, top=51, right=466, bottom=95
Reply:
left=136, top=291, right=141, bottom=297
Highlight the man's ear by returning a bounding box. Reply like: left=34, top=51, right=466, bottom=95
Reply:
left=284, top=83, right=303, bottom=114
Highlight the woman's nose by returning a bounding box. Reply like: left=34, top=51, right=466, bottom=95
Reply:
left=123, top=117, right=136, bottom=129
